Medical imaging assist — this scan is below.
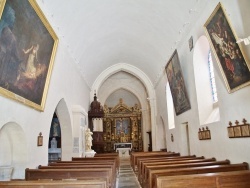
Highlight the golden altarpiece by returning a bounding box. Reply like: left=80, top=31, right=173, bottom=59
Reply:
left=88, top=96, right=143, bottom=153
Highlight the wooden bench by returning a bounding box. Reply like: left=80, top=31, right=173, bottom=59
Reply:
left=52, top=160, right=118, bottom=175
left=141, top=160, right=230, bottom=186
left=25, top=167, right=115, bottom=188
left=131, top=152, right=180, bottom=171
left=95, top=153, right=119, bottom=157
left=137, top=155, right=199, bottom=173
left=0, top=179, right=107, bottom=188
left=147, top=163, right=249, bottom=188
left=130, top=151, right=176, bottom=167
left=139, top=158, right=216, bottom=183
left=72, top=156, right=119, bottom=169
left=156, top=170, right=250, bottom=188
left=137, top=156, right=206, bottom=179
left=39, top=163, right=117, bottom=180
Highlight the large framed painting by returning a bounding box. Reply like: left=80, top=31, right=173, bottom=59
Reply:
left=0, top=0, right=58, bottom=111
left=115, top=118, right=130, bottom=136
left=165, top=50, right=191, bottom=115
left=204, top=2, right=250, bottom=93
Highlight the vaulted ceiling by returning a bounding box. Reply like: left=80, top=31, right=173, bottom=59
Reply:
left=39, top=0, right=209, bottom=88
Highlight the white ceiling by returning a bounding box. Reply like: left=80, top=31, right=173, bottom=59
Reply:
left=39, top=0, right=209, bottom=87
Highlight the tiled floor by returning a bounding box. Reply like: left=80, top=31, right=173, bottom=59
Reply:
left=117, top=156, right=141, bottom=188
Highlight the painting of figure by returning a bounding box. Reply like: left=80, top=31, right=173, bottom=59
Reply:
left=0, top=0, right=58, bottom=111
left=204, top=2, right=250, bottom=93
left=116, top=118, right=130, bottom=136
left=166, top=50, right=191, bottom=115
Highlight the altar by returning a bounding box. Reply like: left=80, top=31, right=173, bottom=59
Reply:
left=114, top=143, right=132, bottom=157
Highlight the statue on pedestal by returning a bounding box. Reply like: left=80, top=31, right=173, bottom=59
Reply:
left=84, top=128, right=96, bottom=157
left=85, top=128, right=93, bottom=152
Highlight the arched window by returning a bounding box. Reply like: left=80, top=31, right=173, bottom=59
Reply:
left=166, top=82, right=175, bottom=129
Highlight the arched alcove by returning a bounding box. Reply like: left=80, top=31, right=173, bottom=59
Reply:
left=193, top=35, right=220, bottom=125
left=0, top=122, right=27, bottom=179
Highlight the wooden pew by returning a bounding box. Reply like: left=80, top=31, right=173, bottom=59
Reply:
left=53, top=160, right=118, bottom=175
left=72, top=156, right=119, bottom=169
left=130, top=151, right=176, bottom=167
left=0, top=179, right=107, bottom=188
left=137, top=155, right=198, bottom=172
left=95, top=153, right=119, bottom=157
left=131, top=152, right=180, bottom=171
left=156, top=170, right=250, bottom=188
left=39, top=163, right=117, bottom=180
left=147, top=162, right=249, bottom=188
left=25, top=167, right=115, bottom=188
left=139, top=157, right=215, bottom=184
left=142, top=160, right=230, bottom=186
left=137, top=156, right=205, bottom=179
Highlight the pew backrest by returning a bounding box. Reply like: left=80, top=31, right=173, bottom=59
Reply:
left=156, top=170, right=250, bottom=188
left=0, top=179, right=107, bottom=188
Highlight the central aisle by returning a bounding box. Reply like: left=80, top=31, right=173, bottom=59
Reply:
left=117, top=156, right=141, bottom=188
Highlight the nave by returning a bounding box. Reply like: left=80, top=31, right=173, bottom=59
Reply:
left=117, top=157, right=141, bottom=188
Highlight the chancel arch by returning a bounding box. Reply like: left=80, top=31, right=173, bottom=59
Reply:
left=97, top=71, right=151, bottom=151
left=91, top=63, right=157, bottom=150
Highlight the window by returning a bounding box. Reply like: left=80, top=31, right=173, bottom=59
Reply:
left=208, top=51, right=218, bottom=103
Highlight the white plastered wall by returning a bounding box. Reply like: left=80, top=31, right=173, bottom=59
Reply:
left=155, top=0, right=250, bottom=164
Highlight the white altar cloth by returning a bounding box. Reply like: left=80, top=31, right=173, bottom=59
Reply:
left=116, top=148, right=131, bottom=157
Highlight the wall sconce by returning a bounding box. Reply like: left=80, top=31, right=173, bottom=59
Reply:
left=37, top=132, right=43, bottom=146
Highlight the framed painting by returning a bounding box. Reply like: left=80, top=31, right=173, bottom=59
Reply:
left=115, top=118, right=130, bottom=136
left=165, top=50, right=191, bottom=115
left=204, top=2, right=250, bottom=93
left=0, top=0, right=58, bottom=111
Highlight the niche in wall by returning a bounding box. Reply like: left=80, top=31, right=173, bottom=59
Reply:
left=48, top=113, right=61, bottom=162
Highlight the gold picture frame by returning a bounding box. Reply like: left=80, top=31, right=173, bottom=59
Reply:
left=0, top=0, right=58, bottom=111
left=204, top=2, right=250, bottom=93
left=165, top=50, right=191, bottom=115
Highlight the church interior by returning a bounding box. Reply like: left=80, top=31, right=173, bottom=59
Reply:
left=0, top=0, right=250, bottom=187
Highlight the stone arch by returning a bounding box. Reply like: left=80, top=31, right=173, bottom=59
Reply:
left=91, top=63, right=158, bottom=150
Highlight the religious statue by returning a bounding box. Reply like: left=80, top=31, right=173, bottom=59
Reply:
left=85, top=128, right=93, bottom=152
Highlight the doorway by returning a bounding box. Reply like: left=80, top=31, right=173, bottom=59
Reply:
left=181, top=122, right=191, bottom=155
